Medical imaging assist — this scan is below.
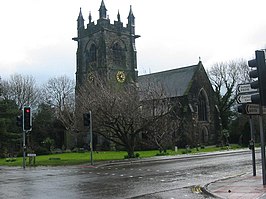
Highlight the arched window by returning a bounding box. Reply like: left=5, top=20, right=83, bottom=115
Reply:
left=89, top=44, right=97, bottom=62
left=112, top=41, right=126, bottom=67
left=198, top=89, right=208, bottom=121
left=86, top=44, right=97, bottom=65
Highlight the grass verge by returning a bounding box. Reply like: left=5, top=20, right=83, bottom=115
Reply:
left=0, top=144, right=244, bottom=167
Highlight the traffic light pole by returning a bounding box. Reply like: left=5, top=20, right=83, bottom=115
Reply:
left=22, top=130, right=26, bottom=169
left=259, top=105, right=266, bottom=185
left=89, top=111, right=93, bottom=165
left=248, top=50, right=266, bottom=185
left=21, top=106, right=32, bottom=169
left=83, top=111, right=93, bottom=165
left=249, top=116, right=256, bottom=176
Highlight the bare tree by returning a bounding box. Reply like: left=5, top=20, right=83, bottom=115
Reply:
left=139, top=80, right=181, bottom=152
left=207, top=59, right=249, bottom=131
left=1, top=74, right=39, bottom=109
left=77, top=77, right=176, bottom=158
left=144, top=109, right=180, bottom=153
left=42, top=76, right=75, bottom=132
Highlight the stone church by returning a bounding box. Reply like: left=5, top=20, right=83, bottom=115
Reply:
left=138, top=62, right=220, bottom=147
left=73, top=0, right=138, bottom=88
left=72, top=0, right=220, bottom=148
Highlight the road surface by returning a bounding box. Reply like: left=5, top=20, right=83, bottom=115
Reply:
left=0, top=150, right=259, bottom=199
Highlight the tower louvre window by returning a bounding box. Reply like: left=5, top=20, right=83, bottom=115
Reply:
left=112, top=42, right=126, bottom=67
left=86, top=44, right=97, bottom=65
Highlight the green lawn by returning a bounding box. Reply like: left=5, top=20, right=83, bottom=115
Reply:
left=0, top=151, right=128, bottom=167
left=0, top=144, right=244, bottom=167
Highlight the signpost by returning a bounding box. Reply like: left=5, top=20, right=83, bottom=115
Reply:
left=236, top=82, right=260, bottom=181
left=246, top=104, right=259, bottom=114
left=247, top=50, right=266, bottom=185
left=244, top=104, right=266, bottom=115
left=236, top=94, right=252, bottom=104
left=249, top=116, right=256, bottom=176
left=237, top=83, right=257, bottom=94
left=236, top=83, right=258, bottom=105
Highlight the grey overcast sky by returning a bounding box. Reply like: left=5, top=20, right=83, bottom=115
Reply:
left=1, top=0, right=266, bottom=84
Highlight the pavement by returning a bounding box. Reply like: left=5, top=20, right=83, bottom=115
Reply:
left=204, top=172, right=266, bottom=199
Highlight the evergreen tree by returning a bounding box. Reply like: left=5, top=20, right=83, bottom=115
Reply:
left=0, top=99, right=21, bottom=157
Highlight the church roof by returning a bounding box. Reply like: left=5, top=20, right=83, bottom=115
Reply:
left=138, top=62, right=201, bottom=98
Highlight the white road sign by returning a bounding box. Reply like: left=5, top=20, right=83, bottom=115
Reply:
left=246, top=104, right=259, bottom=114
left=245, top=104, right=266, bottom=115
left=237, top=83, right=257, bottom=94
left=237, top=94, right=252, bottom=104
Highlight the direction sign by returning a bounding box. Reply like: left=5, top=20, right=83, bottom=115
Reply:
left=237, top=83, right=257, bottom=94
left=245, top=104, right=266, bottom=115
left=237, top=94, right=252, bottom=104
left=246, top=104, right=259, bottom=114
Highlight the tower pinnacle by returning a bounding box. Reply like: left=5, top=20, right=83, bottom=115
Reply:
left=117, top=10, right=121, bottom=22
left=127, top=5, right=135, bottom=25
left=89, top=11, right=92, bottom=23
left=77, top=8, right=84, bottom=30
left=99, top=0, right=107, bottom=19
left=127, top=5, right=135, bottom=35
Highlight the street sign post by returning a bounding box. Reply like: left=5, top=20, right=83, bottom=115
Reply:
left=236, top=83, right=258, bottom=105
left=237, top=83, right=258, bottom=94
left=248, top=50, right=266, bottom=185
left=246, top=104, right=259, bottom=115
left=249, top=115, right=256, bottom=176
left=238, top=104, right=266, bottom=115
left=246, top=50, right=266, bottom=185
left=245, top=104, right=266, bottom=115
left=236, top=94, right=252, bottom=104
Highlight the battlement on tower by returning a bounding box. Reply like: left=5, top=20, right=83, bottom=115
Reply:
left=76, top=19, right=131, bottom=39
left=73, top=0, right=136, bottom=41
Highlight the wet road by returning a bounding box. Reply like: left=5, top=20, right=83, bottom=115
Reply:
left=0, top=150, right=259, bottom=199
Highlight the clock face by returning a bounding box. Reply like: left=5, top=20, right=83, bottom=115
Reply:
left=87, top=72, right=94, bottom=82
left=116, top=71, right=126, bottom=83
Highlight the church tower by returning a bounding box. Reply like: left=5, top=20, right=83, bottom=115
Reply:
left=73, top=0, right=140, bottom=87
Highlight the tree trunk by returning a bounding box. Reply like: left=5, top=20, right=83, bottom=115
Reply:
left=126, top=142, right=135, bottom=158
left=125, top=134, right=136, bottom=158
left=127, top=149, right=135, bottom=158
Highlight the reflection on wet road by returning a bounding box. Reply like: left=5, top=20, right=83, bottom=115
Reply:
left=0, top=151, right=257, bottom=199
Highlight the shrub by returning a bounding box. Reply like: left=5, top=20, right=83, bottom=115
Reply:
left=51, top=148, right=63, bottom=154
left=156, top=152, right=169, bottom=156
left=72, top=148, right=85, bottom=153
left=65, top=149, right=72, bottom=153
left=5, top=158, right=16, bottom=162
left=124, top=153, right=140, bottom=159
left=181, top=149, right=192, bottom=154
left=35, top=147, right=50, bottom=155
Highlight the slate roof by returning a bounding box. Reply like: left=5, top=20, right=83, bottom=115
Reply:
left=138, top=62, right=201, bottom=98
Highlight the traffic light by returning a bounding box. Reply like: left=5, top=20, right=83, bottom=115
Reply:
left=23, top=106, right=32, bottom=131
left=16, top=115, right=23, bottom=127
left=248, top=50, right=266, bottom=106
left=83, top=112, right=91, bottom=127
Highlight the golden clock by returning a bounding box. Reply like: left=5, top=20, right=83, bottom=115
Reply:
left=87, top=72, right=94, bottom=82
left=116, top=71, right=126, bottom=83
